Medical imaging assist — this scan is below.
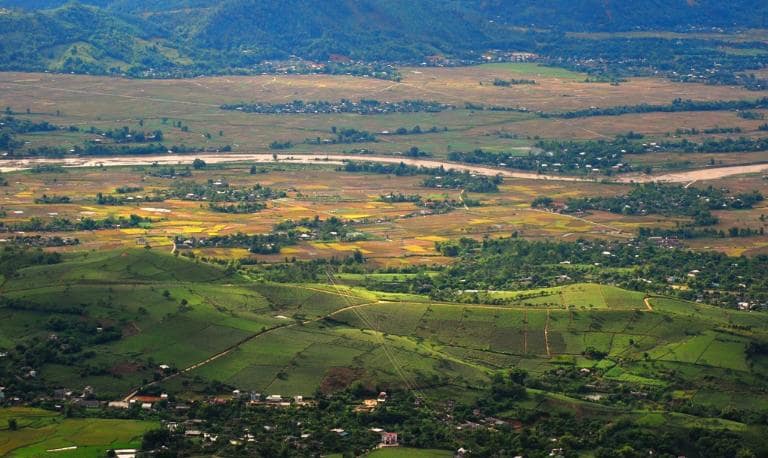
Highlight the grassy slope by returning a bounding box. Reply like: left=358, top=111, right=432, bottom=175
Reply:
left=2, top=251, right=767, bottom=415
left=0, top=250, right=359, bottom=397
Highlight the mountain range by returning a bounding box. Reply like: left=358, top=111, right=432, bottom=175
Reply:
left=0, top=0, right=766, bottom=75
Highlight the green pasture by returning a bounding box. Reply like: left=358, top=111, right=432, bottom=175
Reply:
left=0, top=408, right=156, bottom=458
left=478, top=63, right=586, bottom=80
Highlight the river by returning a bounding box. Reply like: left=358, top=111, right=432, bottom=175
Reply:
left=1, top=152, right=766, bottom=184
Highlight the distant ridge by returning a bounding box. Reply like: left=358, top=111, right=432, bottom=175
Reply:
left=0, top=0, right=765, bottom=74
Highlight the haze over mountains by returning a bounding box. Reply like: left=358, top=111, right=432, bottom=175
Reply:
left=0, top=0, right=766, bottom=74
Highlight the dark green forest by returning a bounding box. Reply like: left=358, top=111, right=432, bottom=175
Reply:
left=0, top=1, right=766, bottom=80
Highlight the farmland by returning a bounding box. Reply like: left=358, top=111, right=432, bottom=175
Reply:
left=1, top=65, right=768, bottom=162
left=0, top=157, right=764, bottom=263
left=0, top=63, right=766, bottom=261
left=0, top=60, right=767, bottom=457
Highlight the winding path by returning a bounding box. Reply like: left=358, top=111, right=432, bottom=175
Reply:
left=1, top=152, right=766, bottom=183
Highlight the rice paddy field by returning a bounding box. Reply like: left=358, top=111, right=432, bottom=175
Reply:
left=0, top=408, right=155, bottom=457
left=1, top=63, right=768, bottom=158
left=0, top=63, right=766, bottom=257
left=0, top=159, right=764, bottom=263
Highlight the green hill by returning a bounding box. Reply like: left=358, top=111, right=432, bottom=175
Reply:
left=0, top=3, right=182, bottom=74
left=1, top=248, right=766, bottom=415
left=0, top=249, right=362, bottom=398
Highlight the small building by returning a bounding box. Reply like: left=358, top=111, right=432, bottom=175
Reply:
left=380, top=432, right=399, bottom=447
left=377, top=391, right=388, bottom=403
left=355, top=399, right=379, bottom=412
left=738, top=302, right=752, bottom=311
left=53, top=389, right=73, bottom=400
left=76, top=399, right=102, bottom=409
left=330, top=428, right=348, bottom=437
left=266, top=394, right=283, bottom=403
left=133, top=395, right=163, bottom=404
left=108, top=401, right=130, bottom=409
left=114, top=449, right=137, bottom=458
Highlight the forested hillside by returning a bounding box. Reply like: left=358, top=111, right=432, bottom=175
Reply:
left=5, top=0, right=767, bottom=29
left=0, top=0, right=766, bottom=76
left=470, top=0, right=768, bottom=31
left=0, top=3, right=178, bottom=73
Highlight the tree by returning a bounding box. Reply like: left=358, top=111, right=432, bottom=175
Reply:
left=192, top=158, right=206, bottom=169
left=8, top=418, right=17, bottom=431
left=141, top=429, right=171, bottom=450
left=509, top=368, right=527, bottom=385
left=531, top=196, right=554, bottom=208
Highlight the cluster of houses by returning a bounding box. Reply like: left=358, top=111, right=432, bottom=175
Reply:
left=227, top=99, right=453, bottom=116
left=647, top=236, right=685, bottom=249
left=240, top=391, right=309, bottom=407
left=51, top=385, right=102, bottom=409
left=424, top=50, right=538, bottom=67
left=456, top=412, right=522, bottom=433
left=150, top=391, right=401, bottom=451
left=108, top=391, right=314, bottom=412
left=169, top=421, right=400, bottom=450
